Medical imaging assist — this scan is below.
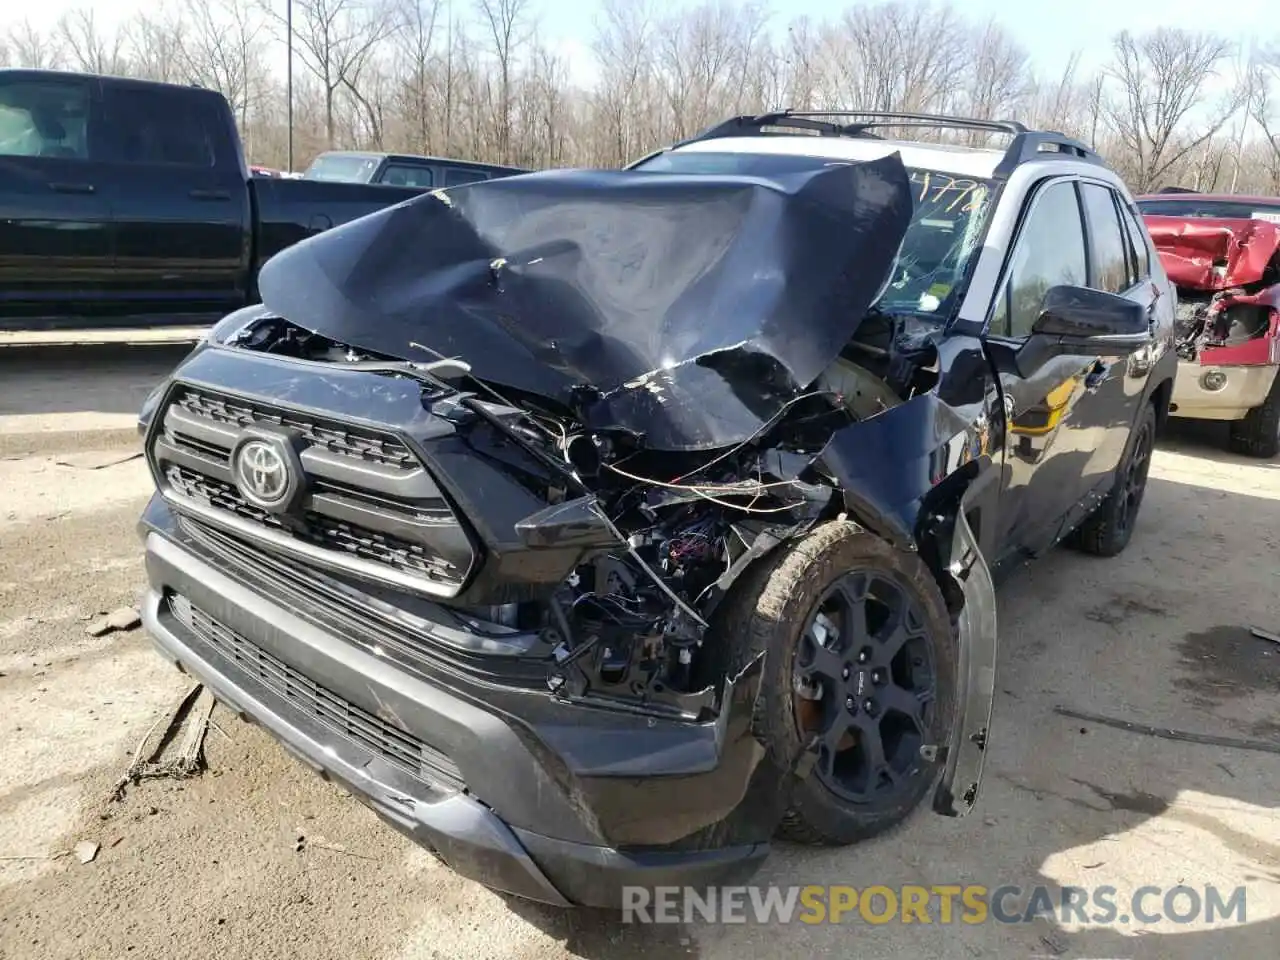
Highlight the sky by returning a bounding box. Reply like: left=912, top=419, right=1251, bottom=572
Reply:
left=2, top=0, right=1267, bottom=88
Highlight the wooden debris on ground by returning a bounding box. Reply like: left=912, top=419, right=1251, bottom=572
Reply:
left=109, top=683, right=217, bottom=802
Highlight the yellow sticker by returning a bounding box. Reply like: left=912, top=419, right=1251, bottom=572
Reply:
left=927, top=283, right=952, bottom=299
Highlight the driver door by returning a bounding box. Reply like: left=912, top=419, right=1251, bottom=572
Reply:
left=987, top=178, right=1127, bottom=559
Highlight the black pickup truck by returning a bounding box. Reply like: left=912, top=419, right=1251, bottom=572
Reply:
left=0, top=69, right=435, bottom=333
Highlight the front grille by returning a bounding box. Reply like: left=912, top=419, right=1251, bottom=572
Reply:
left=174, top=389, right=416, bottom=469
left=169, top=593, right=464, bottom=790
left=165, top=466, right=459, bottom=581
left=149, top=384, right=475, bottom=597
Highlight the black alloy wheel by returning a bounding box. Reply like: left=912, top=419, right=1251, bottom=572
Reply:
left=705, top=521, right=957, bottom=846
left=792, top=571, right=937, bottom=805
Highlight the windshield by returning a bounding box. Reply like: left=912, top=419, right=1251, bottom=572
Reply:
left=632, top=150, right=994, bottom=318
left=304, top=153, right=379, bottom=183
left=1137, top=197, right=1280, bottom=224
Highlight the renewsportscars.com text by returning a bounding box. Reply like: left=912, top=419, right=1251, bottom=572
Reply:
left=622, top=884, right=1248, bottom=926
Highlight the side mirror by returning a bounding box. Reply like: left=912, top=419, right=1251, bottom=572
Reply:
left=1017, top=285, right=1149, bottom=376
left=1031, top=285, right=1148, bottom=346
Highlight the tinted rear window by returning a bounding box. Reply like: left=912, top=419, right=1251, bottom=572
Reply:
left=444, top=167, right=488, bottom=187
left=305, top=154, right=379, bottom=183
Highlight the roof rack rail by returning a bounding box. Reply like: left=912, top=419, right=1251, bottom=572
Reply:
left=673, top=110, right=1105, bottom=179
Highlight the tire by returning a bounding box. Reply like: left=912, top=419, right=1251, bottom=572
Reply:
left=1073, top=401, right=1157, bottom=557
left=1228, top=373, right=1280, bottom=459
left=711, top=520, right=956, bottom=846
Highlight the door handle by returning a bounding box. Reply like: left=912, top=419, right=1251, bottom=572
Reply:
left=48, top=182, right=95, bottom=195
left=189, top=189, right=232, bottom=201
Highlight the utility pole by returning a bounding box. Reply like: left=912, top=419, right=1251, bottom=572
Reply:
left=287, top=0, right=294, bottom=173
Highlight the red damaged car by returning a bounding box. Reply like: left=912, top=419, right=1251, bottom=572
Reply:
left=1136, top=193, right=1280, bottom=457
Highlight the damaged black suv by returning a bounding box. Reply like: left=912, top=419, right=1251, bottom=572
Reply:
left=137, top=112, right=1177, bottom=908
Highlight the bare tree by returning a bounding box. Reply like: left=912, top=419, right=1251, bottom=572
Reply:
left=1025, top=52, right=1087, bottom=135
left=474, top=0, right=532, bottom=163
left=780, top=17, right=822, bottom=111
left=3, top=20, right=65, bottom=69
left=123, top=11, right=186, bottom=83
left=1103, top=28, right=1245, bottom=192
left=57, top=8, right=128, bottom=75
left=818, top=1, right=969, bottom=117
left=958, top=20, right=1029, bottom=130
left=591, top=0, right=658, bottom=165
left=1247, top=45, right=1280, bottom=194
left=654, top=0, right=770, bottom=140
left=3, top=0, right=1279, bottom=192
left=265, top=0, right=400, bottom=148
left=177, top=0, right=270, bottom=135
left=517, top=42, right=570, bottom=167
left=393, top=0, right=442, bottom=152
left=1085, top=73, right=1106, bottom=149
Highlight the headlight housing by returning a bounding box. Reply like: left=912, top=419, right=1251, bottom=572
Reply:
left=137, top=303, right=278, bottom=435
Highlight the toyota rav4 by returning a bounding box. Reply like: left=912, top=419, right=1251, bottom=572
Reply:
left=136, top=111, right=1177, bottom=908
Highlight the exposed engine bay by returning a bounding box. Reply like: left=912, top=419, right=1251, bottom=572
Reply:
left=1145, top=215, right=1280, bottom=361
left=212, top=299, right=943, bottom=720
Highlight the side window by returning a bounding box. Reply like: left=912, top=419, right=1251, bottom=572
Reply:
left=108, top=87, right=215, bottom=167
left=995, top=181, right=1088, bottom=339
left=444, top=167, right=487, bottom=187
left=1080, top=183, right=1131, bottom=294
left=1118, top=200, right=1151, bottom=281
left=0, top=79, right=92, bottom=159
left=381, top=164, right=433, bottom=187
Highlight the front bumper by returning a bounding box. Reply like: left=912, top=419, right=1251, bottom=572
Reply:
left=139, top=508, right=771, bottom=908
left=1170, top=362, right=1278, bottom=421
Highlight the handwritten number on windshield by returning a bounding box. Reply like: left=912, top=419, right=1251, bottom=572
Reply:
left=912, top=171, right=984, bottom=213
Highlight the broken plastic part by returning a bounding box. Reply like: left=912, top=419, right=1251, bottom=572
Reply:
left=932, top=506, right=997, bottom=818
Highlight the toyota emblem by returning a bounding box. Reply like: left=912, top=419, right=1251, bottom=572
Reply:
left=234, top=439, right=291, bottom=507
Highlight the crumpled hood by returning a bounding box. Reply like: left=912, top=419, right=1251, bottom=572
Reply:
left=256, top=157, right=913, bottom=450
left=1144, top=215, right=1280, bottom=291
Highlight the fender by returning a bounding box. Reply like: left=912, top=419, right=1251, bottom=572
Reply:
left=932, top=505, right=997, bottom=816
left=815, top=386, right=1002, bottom=819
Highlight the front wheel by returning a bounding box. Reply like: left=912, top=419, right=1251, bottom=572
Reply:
left=716, top=521, right=957, bottom=846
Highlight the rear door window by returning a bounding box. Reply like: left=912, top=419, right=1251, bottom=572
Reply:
left=105, top=86, right=215, bottom=167
left=1080, top=183, right=1133, bottom=294
left=1117, top=199, right=1151, bottom=283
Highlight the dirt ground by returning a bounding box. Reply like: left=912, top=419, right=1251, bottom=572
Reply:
left=1, top=344, right=1277, bottom=960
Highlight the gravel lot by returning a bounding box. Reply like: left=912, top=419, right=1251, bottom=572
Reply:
left=1, top=345, right=1277, bottom=960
